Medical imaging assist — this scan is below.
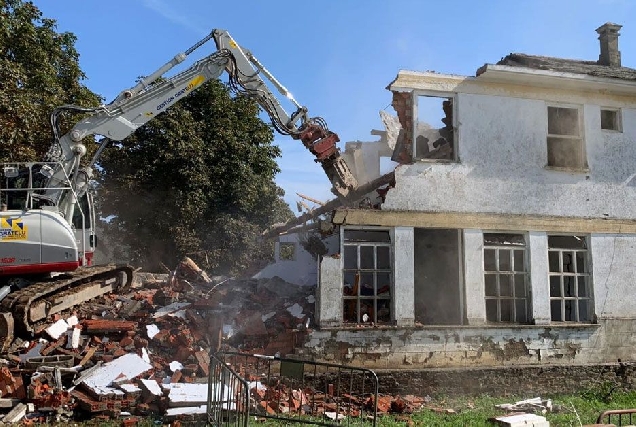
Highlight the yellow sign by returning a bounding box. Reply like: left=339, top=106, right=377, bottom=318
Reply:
left=0, top=217, right=27, bottom=241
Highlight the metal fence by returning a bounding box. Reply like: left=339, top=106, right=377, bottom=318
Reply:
left=596, top=408, right=636, bottom=426
left=207, top=351, right=378, bottom=426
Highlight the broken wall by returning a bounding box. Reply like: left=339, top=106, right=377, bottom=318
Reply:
left=254, top=233, right=338, bottom=286
left=385, top=90, right=636, bottom=219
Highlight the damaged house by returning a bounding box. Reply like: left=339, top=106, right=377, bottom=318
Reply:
left=301, top=23, right=636, bottom=370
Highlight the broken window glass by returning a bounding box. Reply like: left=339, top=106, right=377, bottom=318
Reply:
left=415, top=95, right=454, bottom=161
left=547, top=235, right=591, bottom=322
left=546, top=106, right=586, bottom=169
left=342, top=229, right=392, bottom=325
left=482, top=233, right=530, bottom=324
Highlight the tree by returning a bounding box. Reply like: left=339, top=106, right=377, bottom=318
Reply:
left=97, top=79, right=294, bottom=274
left=0, top=0, right=100, bottom=162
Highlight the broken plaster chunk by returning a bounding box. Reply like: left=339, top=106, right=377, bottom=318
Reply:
left=141, top=347, right=150, bottom=364
left=261, top=312, right=276, bottom=322
left=66, top=315, right=79, bottom=327
left=163, top=383, right=210, bottom=407
left=140, top=379, right=163, bottom=397
left=70, top=327, right=81, bottom=349
left=286, top=303, right=304, bottom=319
left=146, top=324, right=160, bottom=339
left=165, top=404, right=207, bottom=417
left=45, top=319, right=69, bottom=340
left=169, top=361, right=184, bottom=373
left=152, top=302, right=191, bottom=319
left=2, top=402, right=27, bottom=423
left=81, top=353, right=152, bottom=391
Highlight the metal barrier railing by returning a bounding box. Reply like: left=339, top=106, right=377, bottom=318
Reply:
left=597, top=408, right=636, bottom=426
left=207, top=351, right=378, bottom=426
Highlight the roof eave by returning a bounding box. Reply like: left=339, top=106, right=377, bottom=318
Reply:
left=477, top=64, right=636, bottom=94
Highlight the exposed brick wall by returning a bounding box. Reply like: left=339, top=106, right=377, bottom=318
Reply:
left=376, top=363, right=636, bottom=397
left=391, top=91, right=413, bottom=163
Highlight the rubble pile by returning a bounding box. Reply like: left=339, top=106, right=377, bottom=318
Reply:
left=0, top=258, right=317, bottom=424
left=0, top=258, right=431, bottom=424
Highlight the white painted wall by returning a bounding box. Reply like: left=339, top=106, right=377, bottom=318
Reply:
left=384, top=92, right=636, bottom=220
left=590, top=233, right=636, bottom=318
left=254, top=233, right=338, bottom=286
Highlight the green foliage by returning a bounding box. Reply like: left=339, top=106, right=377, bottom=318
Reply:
left=97, top=79, right=293, bottom=274
left=0, top=0, right=100, bottom=162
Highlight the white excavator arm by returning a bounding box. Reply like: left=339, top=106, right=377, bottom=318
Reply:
left=45, top=29, right=358, bottom=222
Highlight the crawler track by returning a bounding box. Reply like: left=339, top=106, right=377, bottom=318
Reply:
left=0, top=264, right=133, bottom=351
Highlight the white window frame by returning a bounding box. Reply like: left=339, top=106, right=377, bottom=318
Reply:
left=341, top=227, right=393, bottom=325
left=483, top=232, right=531, bottom=324
left=600, top=107, right=622, bottom=132
left=546, top=104, right=587, bottom=171
left=413, top=91, right=457, bottom=162
left=548, top=235, right=593, bottom=323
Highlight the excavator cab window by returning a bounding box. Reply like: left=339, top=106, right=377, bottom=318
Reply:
left=1, top=166, right=29, bottom=211
left=71, top=193, right=92, bottom=230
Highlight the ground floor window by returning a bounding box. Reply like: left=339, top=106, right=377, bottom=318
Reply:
left=483, top=233, right=529, bottom=323
left=548, top=235, right=591, bottom=322
left=342, top=229, right=392, bottom=324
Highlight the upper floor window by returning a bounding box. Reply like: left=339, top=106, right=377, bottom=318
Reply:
left=547, top=105, right=586, bottom=170
left=600, top=108, right=622, bottom=132
left=414, top=95, right=455, bottom=161
left=483, top=233, right=529, bottom=323
left=342, top=229, right=392, bottom=324
left=548, top=235, right=592, bottom=322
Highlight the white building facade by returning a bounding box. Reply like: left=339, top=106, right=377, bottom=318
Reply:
left=307, top=23, right=636, bottom=369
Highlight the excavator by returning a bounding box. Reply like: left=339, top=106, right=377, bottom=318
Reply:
left=0, top=29, right=358, bottom=350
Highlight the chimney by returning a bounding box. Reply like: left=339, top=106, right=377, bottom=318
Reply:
left=596, top=22, right=622, bottom=67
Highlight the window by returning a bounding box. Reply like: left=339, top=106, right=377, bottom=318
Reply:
left=342, top=229, right=392, bottom=324
left=547, top=105, right=586, bottom=169
left=483, top=233, right=529, bottom=323
left=600, top=108, right=622, bottom=131
left=548, top=235, right=591, bottom=322
left=278, top=242, right=296, bottom=261
left=415, top=95, right=454, bottom=161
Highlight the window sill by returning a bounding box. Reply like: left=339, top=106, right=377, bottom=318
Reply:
left=319, top=322, right=601, bottom=331
left=544, top=165, right=589, bottom=174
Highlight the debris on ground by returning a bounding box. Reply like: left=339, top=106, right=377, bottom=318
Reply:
left=0, top=257, right=432, bottom=424
left=495, top=397, right=553, bottom=415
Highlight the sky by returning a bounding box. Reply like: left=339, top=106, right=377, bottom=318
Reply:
left=32, top=0, right=636, bottom=211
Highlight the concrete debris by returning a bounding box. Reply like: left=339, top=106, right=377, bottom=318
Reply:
left=0, top=257, right=434, bottom=424
left=490, top=413, right=550, bottom=427
left=44, top=319, right=69, bottom=340
left=495, top=397, right=553, bottom=414
left=1, top=402, right=26, bottom=423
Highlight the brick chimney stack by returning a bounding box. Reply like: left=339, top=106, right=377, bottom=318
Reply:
left=596, top=22, right=622, bottom=67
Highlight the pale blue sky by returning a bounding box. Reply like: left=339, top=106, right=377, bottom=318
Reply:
left=33, top=0, right=636, bottom=209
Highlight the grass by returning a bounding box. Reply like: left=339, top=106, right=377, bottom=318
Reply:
left=30, top=383, right=636, bottom=426
left=247, top=383, right=636, bottom=426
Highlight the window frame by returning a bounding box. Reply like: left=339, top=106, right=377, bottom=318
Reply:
left=482, top=232, right=531, bottom=324
left=341, top=227, right=393, bottom=325
left=413, top=91, right=458, bottom=163
left=600, top=107, right=622, bottom=132
left=547, top=234, right=593, bottom=323
left=546, top=103, right=587, bottom=171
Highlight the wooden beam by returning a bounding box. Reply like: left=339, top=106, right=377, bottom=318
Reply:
left=332, top=209, right=636, bottom=234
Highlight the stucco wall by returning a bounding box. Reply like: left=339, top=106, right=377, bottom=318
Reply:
left=383, top=92, right=636, bottom=220
left=301, top=320, right=636, bottom=369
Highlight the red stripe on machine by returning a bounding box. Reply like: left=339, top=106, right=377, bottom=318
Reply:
left=0, top=261, right=80, bottom=276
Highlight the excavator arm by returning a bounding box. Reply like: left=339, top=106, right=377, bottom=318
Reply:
left=46, top=29, right=358, bottom=222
